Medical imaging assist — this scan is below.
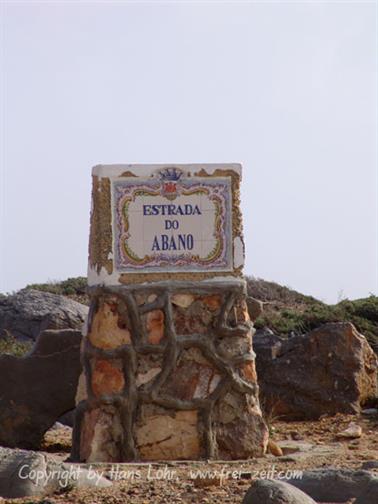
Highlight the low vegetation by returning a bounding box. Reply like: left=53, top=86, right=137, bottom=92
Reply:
left=26, top=277, right=89, bottom=305
left=3, top=276, right=377, bottom=354
left=246, top=277, right=378, bottom=353
left=0, top=332, right=33, bottom=357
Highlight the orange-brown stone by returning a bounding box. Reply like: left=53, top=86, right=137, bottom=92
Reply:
left=136, top=409, right=200, bottom=460
left=91, top=359, right=125, bottom=397
left=146, top=310, right=165, bottom=344
left=80, top=406, right=123, bottom=462
left=75, top=371, right=88, bottom=405
left=89, top=301, right=131, bottom=349
left=235, top=299, right=250, bottom=324
left=172, top=293, right=195, bottom=308
left=163, top=350, right=221, bottom=400
left=193, top=366, right=221, bottom=399
left=202, top=295, right=222, bottom=311
left=80, top=408, right=100, bottom=461
left=241, top=361, right=257, bottom=383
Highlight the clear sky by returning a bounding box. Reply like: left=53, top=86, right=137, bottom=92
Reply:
left=1, top=0, right=377, bottom=303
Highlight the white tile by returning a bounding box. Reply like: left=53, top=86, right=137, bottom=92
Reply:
left=202, top=240, right=218, bottom=259
left=200, top=193, right=216, bottom=212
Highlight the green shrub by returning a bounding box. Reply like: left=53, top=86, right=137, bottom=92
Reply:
left=0, top=332, right=33, bottom=356
left=247, top=277, right=378, bottom=353
left=25, top=277, right=89, bottom=305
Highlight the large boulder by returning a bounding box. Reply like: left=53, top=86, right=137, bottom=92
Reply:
left=242, top=479, right=316, bottom=504
left=246, top=297, right=263, bottom=322
left=355, top=480, right=378, bottom=504
left=254, top=322, right=378, bottom=419
left=0, top=446, right=111, bottom=498
left=0, top=288, right=88, bottom=341
left=286, top=468, right=378, bottom=502
left=0, top=329, right=82, bottom=449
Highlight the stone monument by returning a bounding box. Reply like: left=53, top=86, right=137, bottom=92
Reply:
left=72, top=163, right=268, bottom=462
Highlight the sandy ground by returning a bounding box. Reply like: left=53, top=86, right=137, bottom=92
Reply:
left=2, top=413, right=377, bottom=504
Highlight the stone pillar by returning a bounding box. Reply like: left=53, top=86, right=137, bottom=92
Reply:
left=72, top=164, right=268, bottom=462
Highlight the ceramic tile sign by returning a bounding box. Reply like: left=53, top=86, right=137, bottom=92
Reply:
left=114, top=168, right=232, bottom=273
left=89, top=164, right=244, bottom=282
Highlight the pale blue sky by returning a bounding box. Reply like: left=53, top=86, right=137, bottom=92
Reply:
left=1, top=0, right=377, bottom=303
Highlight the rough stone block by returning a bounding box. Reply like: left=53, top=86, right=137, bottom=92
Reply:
left=0, top=329, right=81, bottom=449
left=91, top=359, right=125, bottom=397
left=89, top=299, right=131, bottom=349
left=136, top=408, right=200, bottom=460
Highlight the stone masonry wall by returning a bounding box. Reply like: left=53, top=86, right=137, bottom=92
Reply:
left=72, top=279, right=268, bottom=462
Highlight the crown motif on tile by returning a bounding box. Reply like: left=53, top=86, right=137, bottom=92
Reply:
left=158, top=167, right=183, bottom=182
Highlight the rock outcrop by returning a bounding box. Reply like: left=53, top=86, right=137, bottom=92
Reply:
left=0, top=288, right=88, bottom=341
left=246, top=297, right=263, bottom=322
left=254, top=322, right=378, bottom=419
left=286, top=468, right=378, bottom=502
left=0, top=446, right=111, bottom=499
left=355, top=480, right=378, bottom=504
left=0, top=329, right=82, bottom=449
left=242, top=479, right=316, bottom=504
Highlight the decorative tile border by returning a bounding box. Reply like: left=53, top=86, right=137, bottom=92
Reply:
left=112, top=168, right=232, bottom=273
